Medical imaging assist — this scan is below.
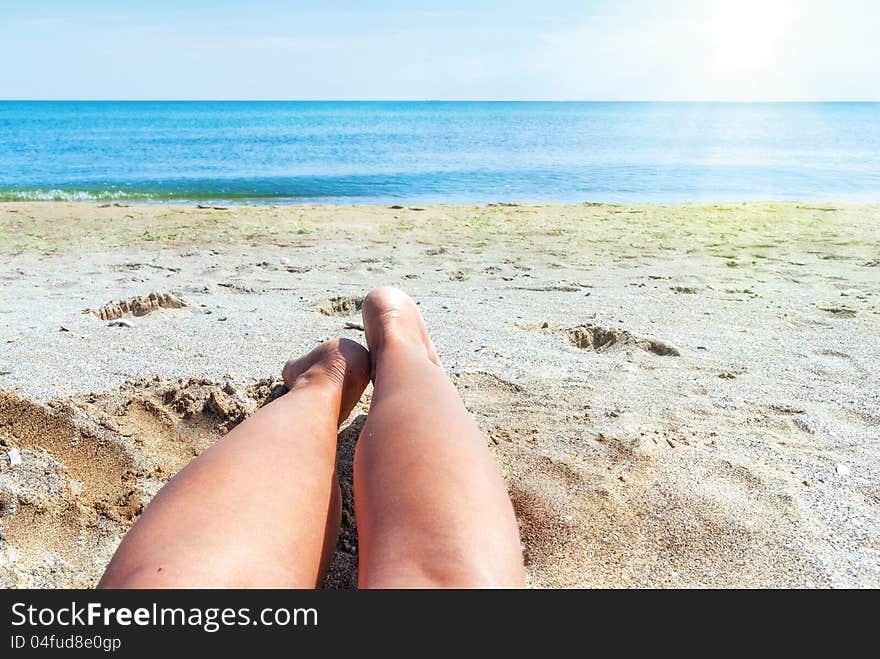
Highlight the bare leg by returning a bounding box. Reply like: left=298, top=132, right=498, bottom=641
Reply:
left=99, top=339, right=370, bottom=588
left=354, top=287, right=525, bottom=588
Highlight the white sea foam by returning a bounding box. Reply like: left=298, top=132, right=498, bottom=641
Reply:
left=0, top=189, right=145, bottom=202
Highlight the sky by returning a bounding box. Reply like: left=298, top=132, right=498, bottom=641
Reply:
left=1, top=0, right=878, bottom=101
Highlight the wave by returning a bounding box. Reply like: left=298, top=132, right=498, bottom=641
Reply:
left=0, top=187, right=317, bottom=204
left=2, top=165, right=878, bottom=205
left=0, top=188, right=156, bottom=202
left=0, top=177, right=383, bottom=203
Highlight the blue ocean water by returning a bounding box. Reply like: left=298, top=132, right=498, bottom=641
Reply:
left=0, top=101, right=878, bottom=204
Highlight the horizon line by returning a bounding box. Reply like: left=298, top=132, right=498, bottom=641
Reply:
left=2, top=98, right=880, bottom=104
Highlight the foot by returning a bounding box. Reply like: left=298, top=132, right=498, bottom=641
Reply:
left=361, top=287, right=442, bottom=368
left=282, top=338, right=371, bottom=424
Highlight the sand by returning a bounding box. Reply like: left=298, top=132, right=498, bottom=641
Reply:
left=0, top=200, right=878, bottom=588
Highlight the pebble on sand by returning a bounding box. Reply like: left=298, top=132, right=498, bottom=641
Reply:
left=6, top=448, right=22, bottom=467
left=836, top=463, right=852, bottom=476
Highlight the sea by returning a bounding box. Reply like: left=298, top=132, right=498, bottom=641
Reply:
left=0, top=101, right=878, bottom=204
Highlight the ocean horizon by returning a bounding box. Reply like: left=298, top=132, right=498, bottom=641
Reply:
left=1, top=100, right=878, bottom=205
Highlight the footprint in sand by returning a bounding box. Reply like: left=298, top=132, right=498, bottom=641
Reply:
left=86, top=291, right=187, bottom=321
left=318, top=295, right=364, bottom=317
left=560, top=324, right=680, bottom=356
left=817, top=305, right=857, bottom=318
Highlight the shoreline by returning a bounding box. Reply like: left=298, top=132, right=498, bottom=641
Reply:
left=1, top=201, right=878, bottom=587
left=3, top=195, right=879, bottom=205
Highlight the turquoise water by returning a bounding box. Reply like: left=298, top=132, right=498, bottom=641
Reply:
left=0, top=101, right=878, bottom=204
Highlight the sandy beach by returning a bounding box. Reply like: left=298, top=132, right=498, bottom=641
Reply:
left=0, top=200, right=878, bottom=588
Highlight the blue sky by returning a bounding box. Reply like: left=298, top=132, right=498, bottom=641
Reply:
left=1, top=0, right=877, bottom=100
